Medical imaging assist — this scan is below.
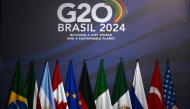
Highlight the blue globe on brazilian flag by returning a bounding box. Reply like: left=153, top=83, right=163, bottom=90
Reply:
left=7, top=61, right=28, bottom=109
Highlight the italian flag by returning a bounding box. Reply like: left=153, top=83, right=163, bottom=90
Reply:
left=111, top=59, right=132, bottom=109
left=94, top=60, right=113, bottom=109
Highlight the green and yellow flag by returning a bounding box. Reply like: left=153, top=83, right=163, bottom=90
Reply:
left=7, top=61, right=28, bottom=109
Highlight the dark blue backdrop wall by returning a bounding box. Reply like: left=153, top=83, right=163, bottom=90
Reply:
left=1, top=0, right=190, bottom=108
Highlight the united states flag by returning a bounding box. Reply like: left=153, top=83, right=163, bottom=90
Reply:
left=163, top=61, right=179, bottom=109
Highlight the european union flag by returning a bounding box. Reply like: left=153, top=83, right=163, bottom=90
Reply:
left=65, top=60, right=82, bottom=109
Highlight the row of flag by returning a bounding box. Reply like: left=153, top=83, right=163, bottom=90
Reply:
left=7, top=59, right=179, bottom=109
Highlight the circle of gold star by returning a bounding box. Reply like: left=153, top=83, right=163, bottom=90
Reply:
left=72, top=93, right=77, bottom=99
left=66, top=92, right=69, bottom=97
left=78, top=101, right=81, bottom=105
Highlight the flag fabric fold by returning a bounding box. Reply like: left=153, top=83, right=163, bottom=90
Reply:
left=65, top=61, right=82, bottom=109
left=39, top=61, right=55, bottom=109
left=147, top=61, right=166, bottom=109
left=25, top=61, right=38, bottom=109
left=94, top=60, right=113, bottom=109
left=52, top=61, right=68, bottom=109
left=130, top=61, right=148, bottom=109
left=112, top=59, right=132, bottom=109
left=163, top=61, right=179, bottom=109
left=7, top=61, right=28, bottom=109
left=78, top=60, right=96, bottom=109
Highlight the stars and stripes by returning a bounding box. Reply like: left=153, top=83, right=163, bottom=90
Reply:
left=163, top=61, right=178, bottom=109
left=8, top=60, right=183, bottom=109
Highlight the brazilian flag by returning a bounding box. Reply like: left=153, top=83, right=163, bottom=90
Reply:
left=7, top=61, right=28, bottom=109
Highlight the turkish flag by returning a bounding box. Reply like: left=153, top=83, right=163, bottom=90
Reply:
left=147, top=61, right=166, bottom=109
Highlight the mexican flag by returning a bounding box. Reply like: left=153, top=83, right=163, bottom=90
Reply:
left=112, top=59, right=132, bottom=109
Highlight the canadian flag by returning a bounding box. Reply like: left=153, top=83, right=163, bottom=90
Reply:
left=147, top=61, right=166, bottom=109
left=52, top=61, right=69, bottom=109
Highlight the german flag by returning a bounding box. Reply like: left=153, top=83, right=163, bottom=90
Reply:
left=7, top=61, right=28, bottom=109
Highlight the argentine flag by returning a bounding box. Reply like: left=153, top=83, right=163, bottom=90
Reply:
left=39, top=61, right=55, bottom=109
left=130, top=61, right=148, bottom=109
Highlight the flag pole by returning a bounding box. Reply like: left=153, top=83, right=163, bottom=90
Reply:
left=167, top=60, right=170, bottom=63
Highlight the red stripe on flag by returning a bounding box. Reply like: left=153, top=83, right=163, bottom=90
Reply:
left=78, top=91, right=88, bottom=109
left=52, top=62, right=62, bottom=91
left=36, top=94, right=42, bottom=109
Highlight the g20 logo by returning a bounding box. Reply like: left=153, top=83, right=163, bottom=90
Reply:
left=57, top=3, right=113, bottom=23
left=57, top=2, right=127, bottom=32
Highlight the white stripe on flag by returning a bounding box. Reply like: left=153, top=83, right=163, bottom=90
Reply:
left=53, top=87, right=58, bottom=102
left=39, top=87, right=52, bottom=108
left=33, top=81, right=38, bottom=109
left=112, top=91, right=132, bottom=109
left=172, top=105, right=178, bottom=109
left=13, top=101, right=20, bottom=109
left=133, top=62, right=148, bottom=109
left=53, top=82, right=67, bottom=104
left=95, top=89, right=113, bottom=109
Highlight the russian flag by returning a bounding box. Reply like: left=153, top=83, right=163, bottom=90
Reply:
left=130, top=61, right=148, bottom=109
